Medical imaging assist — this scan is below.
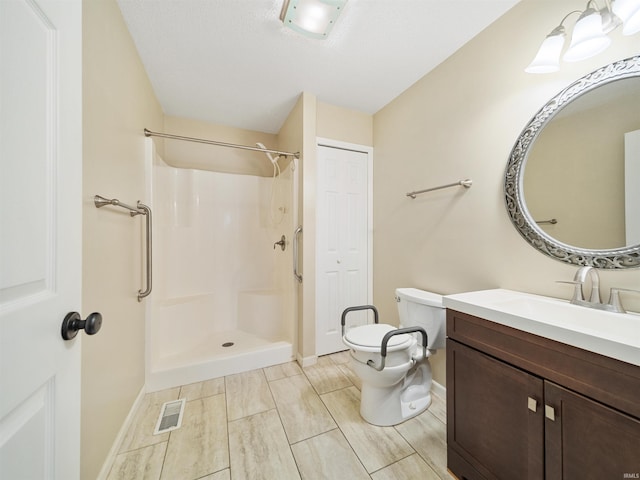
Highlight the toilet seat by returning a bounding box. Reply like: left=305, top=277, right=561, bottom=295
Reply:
left=344, top=324, right=413, bottom=352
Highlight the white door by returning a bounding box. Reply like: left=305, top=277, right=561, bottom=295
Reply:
left=0, top=0, right=83, bottom=478
left=316, top=143, right=371, bottom=355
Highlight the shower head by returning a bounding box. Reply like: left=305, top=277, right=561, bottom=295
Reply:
left=256, top=142, right=279, bottom=165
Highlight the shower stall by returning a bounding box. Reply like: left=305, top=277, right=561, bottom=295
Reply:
left=144, top=134, right=298, bottom=392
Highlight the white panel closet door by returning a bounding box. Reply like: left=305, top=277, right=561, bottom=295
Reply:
left=316, top=144, right=370, bottom=356
left=0, top=0, right=82, bottom=478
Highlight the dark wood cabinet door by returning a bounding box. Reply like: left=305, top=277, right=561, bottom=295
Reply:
left=447, top=339, right=544, bottom=480
left=544, top=381, right=640, bottom=480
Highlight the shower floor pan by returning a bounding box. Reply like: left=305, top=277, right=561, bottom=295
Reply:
left=147, top=329, right=293, bottom=392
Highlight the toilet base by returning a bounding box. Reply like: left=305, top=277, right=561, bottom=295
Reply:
left=359, top=362, right=433, bottom=426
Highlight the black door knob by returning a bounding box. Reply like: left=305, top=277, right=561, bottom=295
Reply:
left=61, top=312, right=102, bottom=340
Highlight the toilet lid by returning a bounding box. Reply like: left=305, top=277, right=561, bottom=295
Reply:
left=344, top=324, right=412, bottom=349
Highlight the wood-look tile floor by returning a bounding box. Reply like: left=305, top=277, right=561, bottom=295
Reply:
left=107, top=351, right=454, bottom=480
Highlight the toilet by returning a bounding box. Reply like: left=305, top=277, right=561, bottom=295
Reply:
left=341, top=288, right=446, bottom=426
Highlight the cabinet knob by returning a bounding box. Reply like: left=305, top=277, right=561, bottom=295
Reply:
left=545, top=404, right=556, bottom=421
left=527, top=397, right=538, bottom=412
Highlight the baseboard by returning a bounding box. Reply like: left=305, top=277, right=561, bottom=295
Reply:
left=96, top=385, right=146, bottom=480
left=296, top=353, right=318, bottom=368
left=431, top=379, right=446, bottom=400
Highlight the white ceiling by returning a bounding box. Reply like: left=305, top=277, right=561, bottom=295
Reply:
left=117, top=0, right=521, bottom=134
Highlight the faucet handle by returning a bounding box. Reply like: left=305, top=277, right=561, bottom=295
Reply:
left=607, top=287, right=640, bottom=314
left=556, top=280, right=585, bottom=302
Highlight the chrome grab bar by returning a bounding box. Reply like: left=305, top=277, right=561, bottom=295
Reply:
left=293, top=225, right=303, bottom=283
left=136, top=202, right=152, bottom=302
left=94, top=195, right=152, bottom=302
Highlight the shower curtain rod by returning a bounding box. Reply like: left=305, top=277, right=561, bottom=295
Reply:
left=144, top=128, right=300, bottom=159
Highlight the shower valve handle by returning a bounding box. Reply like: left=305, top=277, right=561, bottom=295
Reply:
left=274, top=235, right=286, bottom=251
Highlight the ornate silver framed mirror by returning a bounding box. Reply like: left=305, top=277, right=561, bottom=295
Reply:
left=505, top=56, right=640, bottom=268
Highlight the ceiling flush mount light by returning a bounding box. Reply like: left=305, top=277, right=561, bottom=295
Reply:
left=526, top=0, right=640, bottom=73
left=280, top=0, right=347, bottom=39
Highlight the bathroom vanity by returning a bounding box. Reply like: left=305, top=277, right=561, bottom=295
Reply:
left=443, top=289, right=640, bottom=480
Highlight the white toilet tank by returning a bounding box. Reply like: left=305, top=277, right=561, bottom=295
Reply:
left=395, top=288, right=446, bottom=350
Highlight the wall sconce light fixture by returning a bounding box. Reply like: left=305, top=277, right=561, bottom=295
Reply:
left=526, top=0, right=640, bottom=73
left=280, top=0, right=347, bottom=40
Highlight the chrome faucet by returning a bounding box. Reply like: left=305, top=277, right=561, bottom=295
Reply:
left=572, top=266, right=601, bottom=304
left=558, top=265, right=602, bottom=308
left=560, top=266, right=640, bottom=313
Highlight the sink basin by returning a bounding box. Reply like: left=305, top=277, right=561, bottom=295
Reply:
left=443, top=289, right=640, bottom=367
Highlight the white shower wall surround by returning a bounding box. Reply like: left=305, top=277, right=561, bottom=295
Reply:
left=146, top=147, right=295, bottom=392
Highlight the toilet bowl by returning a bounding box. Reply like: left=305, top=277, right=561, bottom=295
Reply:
left=341, top=288, right=445, bottom=426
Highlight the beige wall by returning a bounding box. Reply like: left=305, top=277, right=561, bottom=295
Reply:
left=300, top=93, right=320, bottom=360
left=82, top=0, right=163, bottom=478
left=317, top=101, right=373, bottom=146
left=372, top=0, right=640, bottom=388
left=163, top=115, right=280, bottom=176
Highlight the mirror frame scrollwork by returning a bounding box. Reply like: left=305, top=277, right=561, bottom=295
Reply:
left=505, top=56, right=640, bottom=269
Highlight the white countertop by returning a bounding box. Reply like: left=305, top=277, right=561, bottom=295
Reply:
left=443, top=289, right=640, bottom=367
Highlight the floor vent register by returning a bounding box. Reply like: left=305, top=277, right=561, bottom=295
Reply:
left=154, top=399, right=186, bottom=435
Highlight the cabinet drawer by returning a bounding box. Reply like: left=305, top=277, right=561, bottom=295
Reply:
left=447, top=309, right=640, bottom=419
